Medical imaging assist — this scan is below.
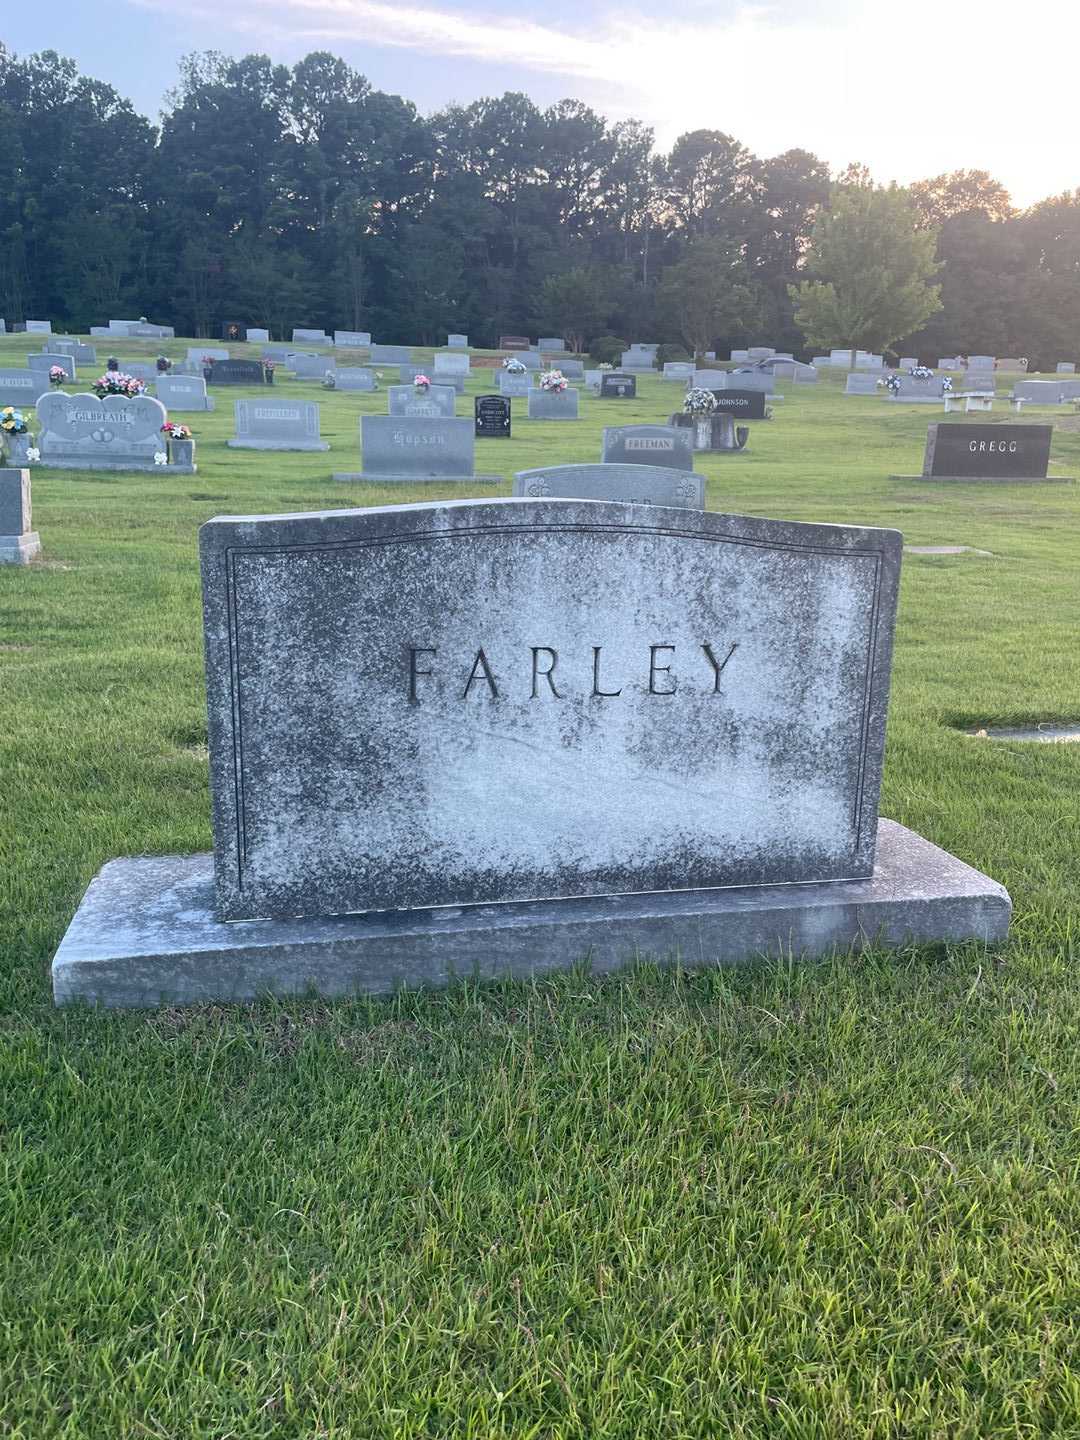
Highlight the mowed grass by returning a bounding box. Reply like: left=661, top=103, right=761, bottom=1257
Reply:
left=2, top=337, right=1080, bottom=1437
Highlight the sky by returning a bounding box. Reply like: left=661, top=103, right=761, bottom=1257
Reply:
left=8, top=0, right=1078, bottom=207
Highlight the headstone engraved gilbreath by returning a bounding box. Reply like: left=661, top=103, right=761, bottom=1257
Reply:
left=35, top=392, right=195, bottom=473
left=53, top=499, right=1010, bottom=1007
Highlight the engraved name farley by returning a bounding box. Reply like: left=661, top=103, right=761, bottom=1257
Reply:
left=407, top=642, right=738, bottom=702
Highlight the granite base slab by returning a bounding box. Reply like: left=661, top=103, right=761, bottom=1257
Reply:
left=0, top=531, right=40, bottom=564
left=52, top=820, right=1010, bottom=1009
left=891, top=474, right=1074, bottom=484
left=36, top=460, right=197, bottom=474
left=332, top=472, right=503, bottom=484
left=227, top=440, right=330, bottom=451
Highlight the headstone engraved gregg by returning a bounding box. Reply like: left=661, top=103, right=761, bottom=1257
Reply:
left=333, top=416, right=500, bottom=484
left=600, top=374, right=637, bottom=399
left=52, top=499, right=1011, bottom=1005
left=35, top=392, right=194, bottom=472
left=905, top=423, right=1063, bottom=483
left=388, top=384, right=456, bottom=418
left=514, top=464, right=703, bottom=508
left=602, top=424, right=694, bottom=470
left=156, top=375, right=215, bottom=412
left=475, top=394, right=511, bottom=438
left=228, top=400, right=329, bottom=451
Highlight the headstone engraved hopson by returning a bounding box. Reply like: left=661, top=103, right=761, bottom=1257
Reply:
left=35, top=392, right=195, bottom=472
left=156, top=375, right=215, bottom=412
left=0, top=467, right=41, bottom=564
left=904, top=423, right=1062, bottom=482
left=388, top=384, right=456, bottom=418
left=475, top=395, right=511, bottom=438
left=602, top=425, right=694, bottom=470
left=51, top=499, right=1010, bottom=1005
left=526, top=388, right=580, bottom=420
left=333, top=416, right=500, bottom=484
left=228, top=400, right=329, bottom=451
left=513, top=464, right=704, bottom=508
left=0, top=369, right=47, bottom=406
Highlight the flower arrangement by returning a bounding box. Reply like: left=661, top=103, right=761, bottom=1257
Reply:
left=153, top=452, right=168, bottom=466
left=27, top=446, right=40, bottom=463
left=156, top=356, right=172, bottom=373
left=942, top=376, right=953, bottom=393
left=49, top=365, right=67, bottom=387
left=161, top=422, right=192, bottom=440
left=322, top=372, right=337, bottom=389
left=1, top=407, right=30, bottom=436
left=909, top=365, right=934, bottom=380
left=683, top=387, right=717, bottom=415
left=93, top=372, right=146, bottom=399
left=263, top=359, right=276, bottom=373
left=539, top=369, right=568, bottom=392
left=413, top=373, right=431, bottom=391
left=503, top=357, right=527, bottom=374
left=881, top=374, right=901, bottom=394
left=201, top=355, right=216, bottom=368
left=598, top=362, right=613, bottom=371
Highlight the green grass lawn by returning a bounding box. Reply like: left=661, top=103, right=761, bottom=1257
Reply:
left=2, top=336, right=1080, bottom=1437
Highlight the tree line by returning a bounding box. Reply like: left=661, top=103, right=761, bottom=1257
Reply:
left=1, top=44, right=1078, bottom=365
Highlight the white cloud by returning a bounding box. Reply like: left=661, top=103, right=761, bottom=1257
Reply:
left=132, top=0, right=1080, bottom=204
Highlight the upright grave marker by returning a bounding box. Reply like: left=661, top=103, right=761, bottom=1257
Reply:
left=600, top=374, right=637, bottom=399
left=335, top=331, right=371, bottom=347
left=514, top=464, right=703, bottom=508
left=208, top=360, right=272, bottom=386
left=891, top=423, right=1067, bottom=483
left=527, top=388, right=580, bottom=420
left=156, top=375, right=215, bottom=412
left=228, top=400, right=329, bottom=451
left=334, top=416, right=500, bottom=484
left=388, top=384, right=456, bottom=417
left=0, top=370, right=46, bottom=406
left=601, top=424, right=694, bottom=469
left=53, top=500, right=1009, bottom=1005
left=35, top=392, right=195, bottom=472
left=475, top=395, right=511, bottom=438
left=0, top=467, right=40, bottom=564
left=330, top=369, right=378, bottom=392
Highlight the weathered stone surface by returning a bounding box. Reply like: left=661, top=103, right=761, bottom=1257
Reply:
left=526, top=388, right=580, bottom=419
left=333, top=416, right=498, bottom=483
left=208, top=360, right=271, bottom=386
left=293, top=328, right=330, bottom=345
left=51, top=821, right=1012, bottom=1008
left=513, top=464, right=703, bottom=507
left=0, top=369, right=46, bottom=406
left=663, top=362, right=695, bottom=381
left=157, top=375, right=215, bottom=412
left=335, top=331, right=371, bottom=347
left=29, top=353, right=75, bottom=382
left=0, top=467, right=39, bottom=564
left=36, top=392, right=192, bottom=472
left=289, top=352, right=334, bottom=381
left=388, top=384, right=456, bottom=417
left=434, top=353, right=470, bottom=376
left=601, top=424, right=694, bottom=468
left=227, top=399, right=329, bottom=451
left=1014, top=379, right=1080, bottom=403
left=199, top=498, right=902, bottom=922
left=845, top=374, right=880, bottom=395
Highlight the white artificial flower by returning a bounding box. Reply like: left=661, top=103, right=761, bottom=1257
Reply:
left=154, top=451, right=168, bottom=465
left=26, top=447, right=40, bottom=463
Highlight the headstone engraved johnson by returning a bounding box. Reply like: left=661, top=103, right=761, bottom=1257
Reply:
left=52, top=499, right=1010, bottom=1005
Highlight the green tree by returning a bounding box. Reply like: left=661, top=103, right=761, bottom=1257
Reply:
left=910, top=169, right=1013, bottom=227
left=537, top=265, right=611, bottom=354
left=790, top=181, right=942, bottom=366
left=655, top=237, right=759, bottom=358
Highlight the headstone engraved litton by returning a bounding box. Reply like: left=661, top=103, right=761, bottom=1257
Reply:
left=52, top=499, right=1011, bottom=1005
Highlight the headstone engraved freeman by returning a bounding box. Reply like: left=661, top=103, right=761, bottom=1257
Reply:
left=0, top=467, right=40, bottom=564
left=513, top=465, right=703, bottom=508
left=52, top=499, right=1010, bottom=1006
left=0, top=370, right=47, bottom=406
left=156, top=375, right=215, bottom=412
left=527, top=388, right=580, bottom=420
left=228, top=400, right=329, bottom=451
left=35, top=392, right=195, bottom=473
left=475, top=395, right=511, bottom=438
left=388, top=384, right=456, bottom=418
left=601, top=424, right=694, bottom=469
left=333, top=416, right=500, bottom=484
left=600, top=374, right=637, bottom=399
left=891, top=423, right=1067, bottom=483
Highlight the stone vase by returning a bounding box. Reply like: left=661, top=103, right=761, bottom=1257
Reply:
left=168, top=438, right=195, bottom=468
left=2, top=432, right=31, bottom=466
left=693, top=417, right=713, bottom=451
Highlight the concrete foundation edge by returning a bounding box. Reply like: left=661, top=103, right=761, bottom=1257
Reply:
left=52, top=820, right=1011, bottom=1009
left=0, top=532, right=40, bottom=563
left=890, top=473, right=1074, bottom=484
left=331, top=473, right=503, bottom=484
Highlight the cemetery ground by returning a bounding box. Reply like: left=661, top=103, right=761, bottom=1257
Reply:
left=3, top=335, right=1080, bottom=1437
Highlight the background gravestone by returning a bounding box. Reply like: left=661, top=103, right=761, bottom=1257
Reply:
left=331, top=369, right=377, bottom=392
left=475, top=395, right=511, bottom=438
left=246, top=328, right=270, bottom=343
left=514, top=464, right=703, bottom=508
left=335, top=331, right=371, bottom=347
left=289, top=353, right=333, bottom=381
left=29, top=354, right=75, bottom=383
left=208, top=360, right=271, bottom=386
left=292, top=328, right=329, bottom=345
left=527, top=388, right=580, bottom=420
left=498, top=372, right=532, bottom=397
left=388, top=384, right=456, bottom=417
left=602, top=424, right=694, bottom=469
left=188, top=347, right=229, bottom=363
left=35, top=391, right=193, bottom=472
left=156, top=375, right=215, bottom=412
left=333, top=415, right=499, bottom=484
left=0, top=370, right=47, bottom=406
left=370, top=344, right=412, bottom=364
left=600, top=374, right=637, bottom=399
left=228, top=400, right=329, bottom=451
left=221, top=322, right=247, bottom=342
left=914, top=423, right=1058, bottom=482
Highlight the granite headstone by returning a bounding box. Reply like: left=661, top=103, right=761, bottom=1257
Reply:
left=228, top=399, right=329, bottom=451
left=601, top=425, right=694, bottom=469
